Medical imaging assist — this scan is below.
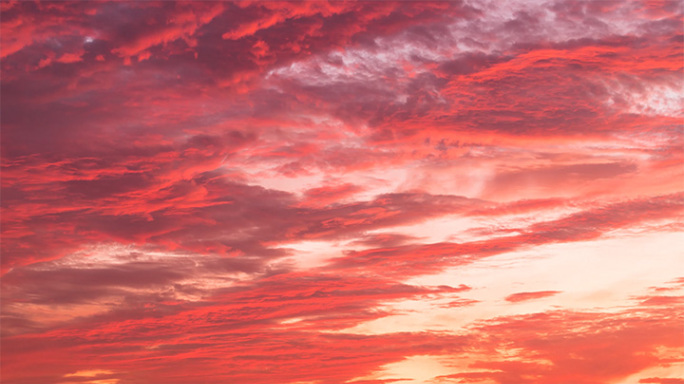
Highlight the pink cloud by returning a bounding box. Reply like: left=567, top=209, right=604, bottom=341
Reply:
left=2, top=1, right=682, bottom=383
left=505, top=290, right=561, bottom=303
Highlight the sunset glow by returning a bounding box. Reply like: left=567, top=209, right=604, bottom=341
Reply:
left=1, top=1, right=683, bottom=383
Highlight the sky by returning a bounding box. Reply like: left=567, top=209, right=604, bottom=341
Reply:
left=1, top=1, right=683, bottom=383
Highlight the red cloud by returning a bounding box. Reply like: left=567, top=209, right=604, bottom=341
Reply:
left=300, top=182, right=364, bottom=207
left=464, top=302, right=684, bottom=384
left=2, top=1, right=682, bottom=383
left=505, top=290, right=561, bottom=303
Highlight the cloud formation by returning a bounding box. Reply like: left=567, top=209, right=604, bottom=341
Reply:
left=2, top=1, right=682, bottom=383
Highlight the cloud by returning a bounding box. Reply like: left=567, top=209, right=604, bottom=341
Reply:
left=505, top=290, right=561, bottom=303
left=639, top=379, right=684, bottom=384
left=2, top=1, right=682, bottom=383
